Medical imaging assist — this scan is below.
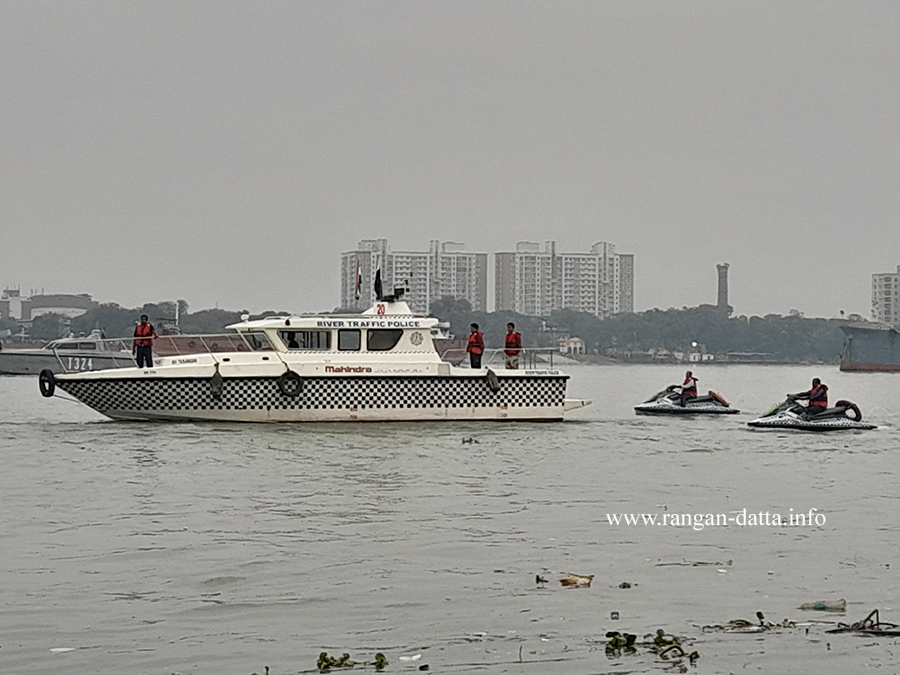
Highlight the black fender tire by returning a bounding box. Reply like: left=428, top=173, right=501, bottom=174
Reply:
left=277, top=370, right=303, bottom=397
left=39, top=369, right=56, bottom=398
left=210, top=370, right=224, bottom=400
left=486, top=368, right=501, bottom=393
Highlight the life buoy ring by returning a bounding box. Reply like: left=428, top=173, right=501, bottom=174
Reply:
left=486, top=368, right=501, bottom=393
left=836, top=399, right=863, bottom=421
left=277, top=370, right=303, bottom=397
left=39, top=369, right=56, bottom=398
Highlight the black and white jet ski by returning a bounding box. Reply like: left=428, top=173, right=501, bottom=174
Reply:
left=634, top=386, right=740, bottom=415
left=747, top=396, right=876, bottom=431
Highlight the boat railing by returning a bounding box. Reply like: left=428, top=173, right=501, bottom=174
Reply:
left=52, top=332, right=276, bottom=373
left=439, top=346, right=558, bottom=369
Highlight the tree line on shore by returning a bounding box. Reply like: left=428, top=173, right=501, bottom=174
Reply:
left=4, top=296, right=846, bottom=363
left=428, top=297, right=845, bottom=364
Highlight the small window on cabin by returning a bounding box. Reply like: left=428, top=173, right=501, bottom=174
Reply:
left=55, top=343, right=79, bottom=350
left=78, top=342, right=98, bottom=350
left=243, top=332, right=273, bottom=351
left=279, top=330, right=331, bottom=350
left=366, top=328, right=403, bottom=351
left=338, top=329, right=361, bottom=351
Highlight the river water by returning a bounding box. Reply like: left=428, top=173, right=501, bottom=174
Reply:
left=1, top=364, right=898, bottom=675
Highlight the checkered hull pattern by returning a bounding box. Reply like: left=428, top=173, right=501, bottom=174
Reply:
left=55, top=375, right=569, bottom=422
left=747, top=415, right=876, bottom=430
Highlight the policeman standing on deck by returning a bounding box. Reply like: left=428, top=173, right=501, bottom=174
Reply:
left=504, top=322, right=522, bottom=369
left=467, top=323, right=484, bottom=369
left=133, top=314, right=158, bottom=368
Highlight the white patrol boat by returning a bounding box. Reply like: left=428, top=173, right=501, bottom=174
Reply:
left=38, top=293, right=591, bottom=423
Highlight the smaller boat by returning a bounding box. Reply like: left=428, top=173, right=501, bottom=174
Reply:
left=0, top=329, right=133, bottom=375
left=747, top=396, right=876, bottom=431
left=634, top=386, right=739, bottom=415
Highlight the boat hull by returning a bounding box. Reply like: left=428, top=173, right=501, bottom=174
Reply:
left=55, top=373, right=582, bottom=422
left=840, top=323, right=900, bottom=372
left=747, top=416, right=876, bottom=431
left=634, top=402, right=739, bottom=415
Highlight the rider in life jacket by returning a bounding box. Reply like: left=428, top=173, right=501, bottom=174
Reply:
left=679, top=370, right=698, bottom=407
left=467, top=323, right=485, bottom=369
left=793, top=378, right=828, bottom=417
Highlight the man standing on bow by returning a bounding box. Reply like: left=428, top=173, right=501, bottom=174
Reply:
left=133, top=314, right=158, bottom=368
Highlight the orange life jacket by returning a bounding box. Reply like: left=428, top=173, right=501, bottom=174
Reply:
left=134, top=322, right=154, bottom=347
left=504, top=332, right=522, bottom=355
left=809, top=384, right=828, bottom=407
left=682, top=376, right=698, bottom=396
left=467, top=331, right=484, bottom=355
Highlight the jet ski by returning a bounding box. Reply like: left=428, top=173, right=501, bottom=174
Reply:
left=634, top=386, right=740, bottom=415
left=747, top=395, right=876, bottom=431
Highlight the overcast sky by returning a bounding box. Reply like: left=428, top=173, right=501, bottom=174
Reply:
left=2, top=1, right=898, bottom=318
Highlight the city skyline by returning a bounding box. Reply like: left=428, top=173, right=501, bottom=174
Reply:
left=3, top=4, right=899, bottom=319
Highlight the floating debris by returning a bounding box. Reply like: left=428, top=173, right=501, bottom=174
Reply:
left=618, top=581, right=633, bottom=589
left=605, top=631, right=637, bottom=652
left=461, top=437, right=479, bottom=444
left=535, top=574, right=548, bottom=587
left=656, top=559, right=733, bottom=567
left=317, top=652, right=388, bottom=672
left=826, top=609, right=900, bottom=636
left=703, top=611, right=796, bottom=633
left=799, top=598, right=847, bottom=612
left=604, top=628, right=699, bottom=664
left=560, top=573, right=594, bottom=587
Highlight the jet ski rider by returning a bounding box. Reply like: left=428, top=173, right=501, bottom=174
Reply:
left=678, top=370, right=698, bottom=407
left=792, top=378, right=828, bottom=418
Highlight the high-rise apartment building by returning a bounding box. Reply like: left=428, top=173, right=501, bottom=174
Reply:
left=872, top=265, right=900, bottom=325
left=340, top=239, right=488, bottom=314
left=495, top=241, right=634, bottom=317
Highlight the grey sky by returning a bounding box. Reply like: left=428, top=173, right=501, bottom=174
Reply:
left=2, top=1, right=898, bottom=318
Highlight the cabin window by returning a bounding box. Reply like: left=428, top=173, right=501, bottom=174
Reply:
left=54, top=343, right=79, bottom=350
left=366, top=329, right=403, bottom=351
left=338, top=329, right=361, bottom=351
left=279, top=330, right=331, bottom=350
left=243, top=332, right=274, bottom=351
left=77, top=342, right=98, bottom=350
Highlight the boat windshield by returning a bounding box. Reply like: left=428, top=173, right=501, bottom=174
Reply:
left=154, top=332, right=275, bottom=355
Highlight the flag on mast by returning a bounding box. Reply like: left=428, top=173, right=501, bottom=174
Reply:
left=354, top=259, right=362, bottom=300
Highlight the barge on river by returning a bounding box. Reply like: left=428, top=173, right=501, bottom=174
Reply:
left=39, top=296, right=591, bottom=422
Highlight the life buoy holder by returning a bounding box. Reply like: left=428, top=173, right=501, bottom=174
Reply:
left=277, top=370, right=303, bottom=397
left=39, top=369, right=56, bottom=398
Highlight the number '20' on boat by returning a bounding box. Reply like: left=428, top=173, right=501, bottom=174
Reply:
left=37, top=291, right=592, bottom=423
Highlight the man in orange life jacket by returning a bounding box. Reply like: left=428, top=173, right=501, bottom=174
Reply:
left=504, top=322, right=522, bottom=369
left=792, top=377, right=828, bottom=418
left=133, top=314, right=158, bottom=368
left=678, top=370, right=698, bottom=407
left=467, top=323, right=484, bottom=369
